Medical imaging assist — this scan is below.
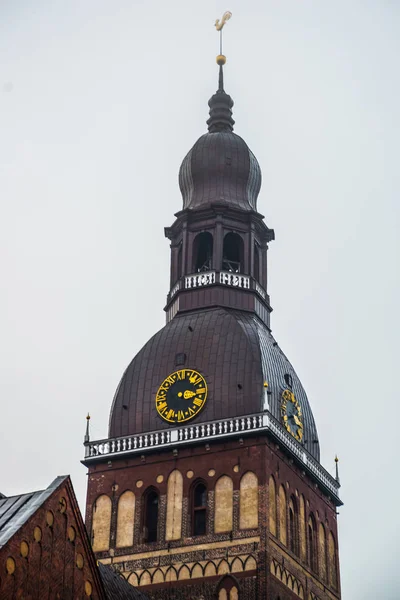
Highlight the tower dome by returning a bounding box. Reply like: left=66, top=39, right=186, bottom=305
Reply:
left=179, top=66, right=262, bottom=211
left=109, top=308, right=320, bottom=460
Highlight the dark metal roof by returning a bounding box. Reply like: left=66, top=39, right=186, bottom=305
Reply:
left=98, top=563, right=148, bottom=600
left=179, top=63, right=261, bottom=212
left=109, top=308, right=320, bottom=461
left=179, top=132, right=261, bottom=212
left=0, top=475, right=68, bottom=548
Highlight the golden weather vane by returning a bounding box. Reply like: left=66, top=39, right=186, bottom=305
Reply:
left=215, top=11, right=232, bottom=62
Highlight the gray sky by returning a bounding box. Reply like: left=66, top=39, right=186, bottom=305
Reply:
left=1, top=1, right=399, bottom=598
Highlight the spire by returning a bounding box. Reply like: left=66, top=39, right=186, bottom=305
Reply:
left=207, top=11, right=235, bottom=133
left=335, top=455, right=340, bottom=484
left=84, top=413, right=91, bottom=443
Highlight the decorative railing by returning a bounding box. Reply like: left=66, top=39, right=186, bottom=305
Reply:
left=84, top=412, right=341, bottom=501
left=170, top=282, right=180, bottom=299
left=255, top=282, right=266, bottom=299
left=219, top=271, right=250, bottom=289
left=169, top=272, right=263, bottom=296
left=185, top=272, right=216, bottom=289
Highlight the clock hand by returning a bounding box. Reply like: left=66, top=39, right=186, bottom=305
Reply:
left=294, top=415, right=303, bottom=427
left=178, top=390, right=196, bottom=400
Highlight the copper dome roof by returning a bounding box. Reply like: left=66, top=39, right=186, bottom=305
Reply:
left=178, top=65, right=262, bottom=212
left=109, top=308, right=320, bottom=461
left=179, top=132, right=261, bottom=211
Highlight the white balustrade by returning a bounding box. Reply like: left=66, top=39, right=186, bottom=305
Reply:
left=185, top=272, right=216, bottom=289
left=219, top=271, right=250, bottom=289
left=84, top=411, right=340, bottom=499
left=255, top=282, right=266, bottom=299
left=170, top=282, right=180, bottom=299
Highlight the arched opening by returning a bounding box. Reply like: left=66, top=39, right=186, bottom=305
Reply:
left=192, top=481, right=207, bottom=536
left=319, top=522, right=327, bottom=581
left=223, top=233, right=244, bottom=273
left=116, top=490, right=135, bottom=548
left=308, top=514, right=317, bottom=572
left=239, top=472, right=258, bottom=530
left=268, top=476, right=277, bottom=536
left=193, top=232, right=213, bottom=272
left=165, top=470, right=183, bottom=541
left=328, top=531, right=338, bottom=589
left=278, top=485, right=287, bottom=546
left=217, top=575, right=240, bottom=600
left=254, top=243, right=260, bottom=280
left=91, top=494, right=111, bottom=552
left=143, top=488, right=159, bottom=543
left=288, top=496, right=299, bottom=556
left=177, top=244, right=182, bottom=279
left=214, top=476, right=233, bottom=533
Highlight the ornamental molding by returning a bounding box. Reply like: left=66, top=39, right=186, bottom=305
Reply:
left=83, top=412, right=341, bottom=506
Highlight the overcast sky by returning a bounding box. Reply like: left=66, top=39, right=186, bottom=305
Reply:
left=1, top=1, right=399, bottom=598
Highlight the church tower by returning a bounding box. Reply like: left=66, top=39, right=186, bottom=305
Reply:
left=83, top=24, right=342, bottom=600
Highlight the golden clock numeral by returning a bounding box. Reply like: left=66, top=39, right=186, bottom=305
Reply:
left=193, top=398, right=203, bottom=407
left=189, top=373, right=202, bottom=386
left=177, top=410, right=185, bottom=421
left=157, top=401, right=167, bottom=410
left=166, top=409, right=174, bottom=420
left=188, top=407, right=195, bottom=415
left=197, top=388, right=206, bottom=394
left=177, top=370, right=186, bottom=380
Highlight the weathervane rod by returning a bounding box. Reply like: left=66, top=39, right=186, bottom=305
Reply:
left=215, top=10, right=232, bottom=57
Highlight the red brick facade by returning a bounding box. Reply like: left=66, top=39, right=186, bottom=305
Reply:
left=0, top=477, right=104, bottom=600
left=85, top=435, right=341, bottom=599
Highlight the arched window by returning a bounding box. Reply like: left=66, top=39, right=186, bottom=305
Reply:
left=217, top=576, right=240, bottom=599
left=166, top=470, right=183, bottom=541
left=215, top=476, right=233, bottom=533
left=268, top=476, right=277, bottom=536
left=92, top=494, right=112, bottom=552
left=192, top=481, right=207, bottom=536
left=254, top=243, right=260, bottom=280
left=240, top=472, right=258, bottom=530
left=299, top=495, right=306, bottom=561
left=223, top=233, right=244, bottom=273
left=319, top=522, right=327, bottom=581
left=278, top=485, right=287, bottom=546
left=328, top=531, right=338, bottom=589
left=116, top=490, right=135, bottom=548
left=308, top=513, right=317, bottom=572
left=288, top=496, right=299, bottom=556
left=193, top=232, right=213, bottom=272
left=177, top=244, right=182, bottom=279
left=143, top=489, right=159, bottom=543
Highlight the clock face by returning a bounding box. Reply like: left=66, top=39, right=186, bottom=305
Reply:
left=155, top=369, right=208, bottom=424
left=281, top=389, right=303, bottom=441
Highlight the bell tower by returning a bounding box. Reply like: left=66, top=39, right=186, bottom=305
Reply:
left=165, top=60, right=274, bottom=327
left=83, top=15, right=342, bottom=600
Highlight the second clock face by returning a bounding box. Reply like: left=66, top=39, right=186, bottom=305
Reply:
left=155, top=369, right=208, bottom=424
left=281, top=388, right=303, bottom=441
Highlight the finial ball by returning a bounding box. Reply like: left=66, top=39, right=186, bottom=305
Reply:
left=216, top=54, right=226, bottom=66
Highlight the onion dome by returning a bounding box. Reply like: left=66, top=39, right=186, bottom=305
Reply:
left=109, top=308, right=320, bottom=461
left=179, top=65, right=262, bottom=212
